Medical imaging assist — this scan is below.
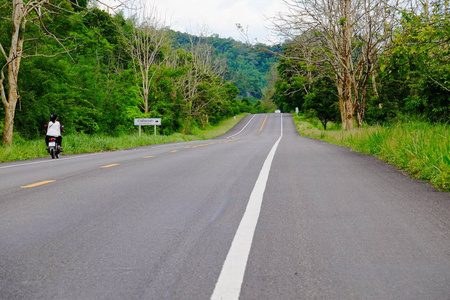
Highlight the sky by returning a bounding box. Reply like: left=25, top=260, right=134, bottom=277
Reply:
left=156, top=0, right=285, bottom=43
left=106, top=0, right=286, bottom=44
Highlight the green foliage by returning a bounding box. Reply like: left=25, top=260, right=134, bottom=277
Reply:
left=273, top=44, right=341, bottom=122
left=302, top=77, right=340, bottom=129
left=170, top=31, right=280, bottom=99
left=1, top=5, right=265, bottom=143
left=273, top=57, right=307, bottom=113
left=377, top=8, right=449, bottom=123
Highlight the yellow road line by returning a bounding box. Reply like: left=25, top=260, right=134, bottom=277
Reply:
left=187, top=137, right=242, bottom=149
left=21, top=180, right=55, bottom=189
left=144, top=156, right=155, bottom=158
left=259, top=115, right=268, bottom=133
left=220, top=138, right=242, bottom=143
left=100, top=164, right=119, bottom=168
left=170, top=150, right=178, bottom=153
left=191, top=144, right=209, bottom=148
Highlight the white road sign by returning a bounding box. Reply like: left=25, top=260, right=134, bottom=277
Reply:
left=134, top=118, right=161, bottom=126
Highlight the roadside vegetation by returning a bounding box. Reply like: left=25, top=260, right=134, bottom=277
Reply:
left=294, top=115, right=450, bottom=192
left=0, top=115, right=246, bottom=163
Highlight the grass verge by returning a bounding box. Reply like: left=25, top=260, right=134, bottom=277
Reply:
left=0, top=114, right=246, bottom=163
left=294, top=115, right=450, bottom=192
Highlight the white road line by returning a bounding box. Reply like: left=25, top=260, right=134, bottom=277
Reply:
left=0, top=153, right=102, bottom=169
left=226, top=115, right=256, bottom=139
left=211, top=114, right=283, bottom=300
left=0, top=140, right=214, bottom=170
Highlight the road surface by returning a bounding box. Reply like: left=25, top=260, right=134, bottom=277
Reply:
left=0, top=113, right=449, bottom=299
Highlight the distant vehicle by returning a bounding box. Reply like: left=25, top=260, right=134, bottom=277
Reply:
left=275, top=109, right=281, bottom=113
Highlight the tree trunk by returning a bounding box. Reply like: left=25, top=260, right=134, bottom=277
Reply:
left=356, top=79, right=369, bottom=127
left=336, top=77, right=346, bottom=127
left=344, top=101, right=354, bottom=130
left=343, top=71, right=354, bottom=130
left=2, top=101, right=16, bottom=145
left=143, top=81, right=149, bottom=113
left=372, top=73, right=379, bottom=98
left=3, top=46, right=22, bottom=145
left=356, top=98, right=364, bottom=127
left=340, top=0, right=354, bottom=130
left=2, top=0, right=24, bottom=145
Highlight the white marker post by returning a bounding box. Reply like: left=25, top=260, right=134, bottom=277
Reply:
left=134, top=118, right=161, bottom=136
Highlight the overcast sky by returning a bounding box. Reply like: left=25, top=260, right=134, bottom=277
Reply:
left=123, top=0, right=286, bottom=44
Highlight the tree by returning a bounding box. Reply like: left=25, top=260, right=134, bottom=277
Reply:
left=272, top=0, right=400, bottom=129
left=0, top=0, right=85, bottom=145
left=302, top=77, right=340, bottom=129
left=379, top=2, right=449, bottom=122
left=273, top=41, right=340, bottom=122
left=259, top=64, right=278, bottom=113
left=124, top=1, right=170, bottom=114
left=273, top=42, right=314, bottom=113
left=172, top=33, right=228, bottom=132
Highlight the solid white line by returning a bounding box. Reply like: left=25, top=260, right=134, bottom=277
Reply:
left=211, top=114, right=283, bottom=300
left=226, top=115, right=256, bottom=139
left=0, top=153, right=102, bottom=169
left=0, top=139, right=218, bottom=170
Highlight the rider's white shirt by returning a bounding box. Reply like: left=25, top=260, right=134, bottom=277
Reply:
left=47, top=121, right=61, bottom=136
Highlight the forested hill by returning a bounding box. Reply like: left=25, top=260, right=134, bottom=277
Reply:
left=169, top=31, right=280, bottom=100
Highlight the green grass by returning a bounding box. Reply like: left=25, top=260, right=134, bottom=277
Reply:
left=0, top=114, right=246, bottom=163
left=294, top=115, right=450, bottom=192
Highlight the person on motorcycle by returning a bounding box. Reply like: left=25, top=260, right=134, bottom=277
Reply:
left=45, top=114, right=65, bottom=151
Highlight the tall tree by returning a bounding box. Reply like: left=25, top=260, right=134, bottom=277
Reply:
left=172, top=33, right=228, bottom=132
left=124, top=1, right=170, bottom=114
left=0, top=0, right=83, bottom=145
left=273, top=0, right=399, bottom=129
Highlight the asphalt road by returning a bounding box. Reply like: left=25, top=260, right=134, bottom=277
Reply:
left=0, top=113, right=449, bottom=299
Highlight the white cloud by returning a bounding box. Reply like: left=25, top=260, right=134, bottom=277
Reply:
left=153, top=0, right=284, bottom=43
left=99, top=0, right=286, bottom=43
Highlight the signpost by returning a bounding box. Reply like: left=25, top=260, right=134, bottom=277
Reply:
left=134, top=118, right=161, bottom=136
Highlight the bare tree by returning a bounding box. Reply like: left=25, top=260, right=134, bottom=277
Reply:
left=124, top=1, right=170, bottom=114
left=171, top=31, right=227, bottom=132
left=272, top=0, right=400, bottom=129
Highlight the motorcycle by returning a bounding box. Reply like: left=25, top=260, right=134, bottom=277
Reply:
left=47, top=136, right=61, bottom=159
